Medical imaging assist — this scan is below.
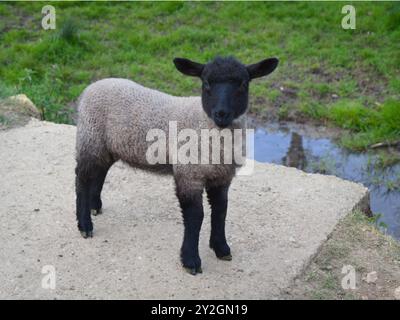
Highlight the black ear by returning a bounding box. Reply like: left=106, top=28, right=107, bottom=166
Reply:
left=173, top=58, right=204, bottom=77
left=246, top=58, right=279, bottom=80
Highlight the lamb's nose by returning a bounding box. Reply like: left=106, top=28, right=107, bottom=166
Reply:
left=215, top=110, right=226, bottom=119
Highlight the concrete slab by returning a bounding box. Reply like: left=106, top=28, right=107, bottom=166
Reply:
left=0, top=120, right=369, bottom=299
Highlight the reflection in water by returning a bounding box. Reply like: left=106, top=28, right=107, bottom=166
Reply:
left=282, top=132, right=306, bottom=170
left=253, top=122, right=400, bottom=240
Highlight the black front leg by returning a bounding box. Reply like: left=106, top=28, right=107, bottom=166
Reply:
left=176, top=187, right=204, bottom=275
left=207, top=184, right=232, bottom=260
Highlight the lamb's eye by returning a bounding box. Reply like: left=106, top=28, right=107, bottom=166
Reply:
left=239, top=81, right=248, bottom=91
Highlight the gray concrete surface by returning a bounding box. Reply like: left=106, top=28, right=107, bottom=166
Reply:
left=0, top=120, right=369, bottom=299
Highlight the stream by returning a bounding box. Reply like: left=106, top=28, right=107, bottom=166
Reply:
left=252, top=121, right=400, bottom=240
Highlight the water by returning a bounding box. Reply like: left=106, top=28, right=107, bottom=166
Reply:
left=252, top=121, right=400, bottom=240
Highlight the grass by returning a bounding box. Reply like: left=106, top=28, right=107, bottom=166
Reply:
left=313, top=99, right=400, bottom=150
left=308, top=155, right=337, bottom=175
left=367, top=152, right=400, bottom=170
left=0, top=2, right=399, bottom=149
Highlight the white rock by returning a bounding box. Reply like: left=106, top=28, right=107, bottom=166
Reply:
left=365, top=271, right=378, bottom=284
left=8, top=94, right=40, bottom=118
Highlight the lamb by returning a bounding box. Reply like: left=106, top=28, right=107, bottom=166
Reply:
left=75, top=56, right=279, bottom=275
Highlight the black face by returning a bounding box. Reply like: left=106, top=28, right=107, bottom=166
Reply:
left=202, top=81, right=248, bottom=128
left=173, top=56, right=279, bottom=128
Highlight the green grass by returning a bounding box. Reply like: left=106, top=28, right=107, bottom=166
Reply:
left=328, top=100, right=400, bottom=150
left=0, top=2, right=399, bottom=149
left=367, top=152, right=400, bottom=170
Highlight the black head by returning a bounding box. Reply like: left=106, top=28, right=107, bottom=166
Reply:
left=173, top=56, right=279, bottom=128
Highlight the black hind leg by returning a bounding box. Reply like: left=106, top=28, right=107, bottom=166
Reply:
left=75, top=162, right=93, bottom=238
left=75, top=159, right=112, bottom=238
left=89, top=165, right=111, bottom=216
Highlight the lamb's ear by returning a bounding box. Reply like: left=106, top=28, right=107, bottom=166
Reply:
left=173, top=58, right=204, bottom=77
left=246, top=58, right=279, bottom=80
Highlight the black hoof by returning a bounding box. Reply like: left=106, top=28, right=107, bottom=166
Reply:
left=181, top=252, right=202, bottom=275
left=183, top=266, right=202, bottom=275
left=91, top=208, right=102, bottom=216
left=217, top=254, right=232, bottom=261
left=80, top=230, right=93, bottom=238
left=210, top=241, right=231, bottom=260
